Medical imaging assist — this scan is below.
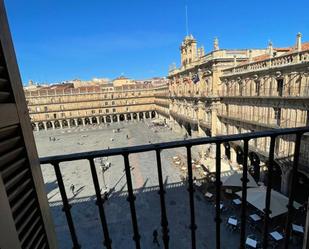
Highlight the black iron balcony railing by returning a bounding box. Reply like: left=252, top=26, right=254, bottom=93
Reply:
left=40, top=126, right=309, bottom=249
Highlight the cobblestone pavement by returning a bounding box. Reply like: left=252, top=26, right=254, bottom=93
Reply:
left=35, top=120, right=302, bottom=249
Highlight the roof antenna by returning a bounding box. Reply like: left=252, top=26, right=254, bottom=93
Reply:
left=185, top=5, right=189, bottom=36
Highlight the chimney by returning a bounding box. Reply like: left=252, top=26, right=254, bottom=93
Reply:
left=268, top=40, right=273, bottom=57
left=296, top=32, right=302, bottom=52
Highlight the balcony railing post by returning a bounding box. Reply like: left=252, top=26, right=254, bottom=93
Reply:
left=186, top=146, right=197, bottom=249
left=155, top=149, right=170, bottom=249
left=123, top=153, right=141, bottom=249
left=262, top=135, right=276, bottom=249
left=284, top=133, right=303, bottom=249
left=239, top=139, right=249, bottom=249
left=52, top=162, right=80, bottom=249
left=88, top=158, right=112, bottom=249
left=215, top=142, right=222, bottom=249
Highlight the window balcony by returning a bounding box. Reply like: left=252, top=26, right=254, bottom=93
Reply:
left=38, top=126, right=309, bottom=249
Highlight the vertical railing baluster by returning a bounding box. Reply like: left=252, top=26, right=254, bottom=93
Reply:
left=240, top=139, right=249, bottom=249
left=215, top=142, right=222, bottom=249
left=52, top=162, right=80, bottom=249
left=123, top=153, right=141, bottom=249
left=186, top=146, right=197, bottom=249
left=284, top=133, right=303, bottom=249
left=155, top=149, right=169, bottom=249
left=262, top=135, right=276, bottom=249
left=88, top=158, right=112, bottom=249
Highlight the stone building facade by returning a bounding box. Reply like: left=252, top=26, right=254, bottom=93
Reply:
left=25, top=83, right=160, bottom=131
left=158, top=33, right=309, bottom=197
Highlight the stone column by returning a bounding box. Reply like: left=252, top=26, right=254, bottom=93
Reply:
left=82, top=118, right=85, bottom=126
left=89, top=118, right=93, bottom=125
left=51, top=121, right=55, bottom=130
left=137, top=114, right=140, bottom=121
left=117, top=114, right=120, bottom=122
left=96, top=116, right=100, bottom=124
left=35, top=122, right=39, bottom=131
left=43, top=121, right=47, bottom=131
left=74, top=119, right=78, bottom=126
left=124, top=114, right=128, bottom=121
left=67, top=119, right=71, bottom=128
left=103, top=116, right=106, bottom=123
left=111, top=116, right=114, bottom=123
left=59, top=120, right=63, bottom=129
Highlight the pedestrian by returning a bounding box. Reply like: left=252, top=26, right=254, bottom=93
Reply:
left=70, top=184, right=75, bottom=195
left=152, top=229, right=159, bottom=246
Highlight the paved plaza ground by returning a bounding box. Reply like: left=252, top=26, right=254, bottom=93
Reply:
left=35, top=120, right=303, bottom=249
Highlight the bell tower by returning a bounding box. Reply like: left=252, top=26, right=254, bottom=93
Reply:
left=180, top=35, right=197, bottom=67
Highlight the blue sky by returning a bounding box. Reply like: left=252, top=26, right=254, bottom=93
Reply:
left=5, top=0, right=309, bottom=84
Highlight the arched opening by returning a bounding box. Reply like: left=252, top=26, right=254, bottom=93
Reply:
left=249, top=152, right=260, bottom=182
left=145, top=112, right=150, bottom=119
left=119, top=114, right=125, bottom=121
left=127, top=113, right=132, bottom=121
left=54, top=120, right=60, bottom=129
left=85, top=117, right=91, bottom=125
left=46, top=121, right=52, bottom=129
left=77, top=118, right=83, bottom=125
left=235, top=146, right=244, bottom=165
left=223, top=142, right=231, bottom=160
left=263, top=162, right=282, bottom=192
left=100, top=116, right=105, bottom=123
left=133, top=113, right=137, bottom=120
left=63, top=120, right=68, bottom=128
left=38, top=122, right=44, bottom=130
left=106, top=115, right=111, bottom=123
left=151, top=111, right=156, bottom=118
left=139, top=112, right=144, bottom=119
left=295, top=172, right=309, bottom=203
left=112, top=115, right=118, bottom=122
left=91, top=116, right=97, bottom=124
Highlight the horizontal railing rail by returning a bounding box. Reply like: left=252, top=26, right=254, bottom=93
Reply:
left=40, top=126, right=309, bottom=249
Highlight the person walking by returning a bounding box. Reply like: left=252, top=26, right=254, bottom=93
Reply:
left=152, top=229, right=160, bottom=246
left=70, top=184, right=75, bottom=195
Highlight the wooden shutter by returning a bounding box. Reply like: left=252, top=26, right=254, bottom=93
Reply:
left=0, top=1, right=57, bottom=249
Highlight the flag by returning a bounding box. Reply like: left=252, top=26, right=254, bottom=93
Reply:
left=192, top=74, right=199, bottom=84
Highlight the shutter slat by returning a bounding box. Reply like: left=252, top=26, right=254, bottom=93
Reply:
left=0, top=146, right=24, bottom=169
left=4, top=167, right=29, bottom=192
left=8, top=178, right=31, bottom=202
left=25, top=226, right=44, bottom=249
left=19, top=216, right=40, bottom=244
left=11, top=188, right=34, bottom=213
left=14, top=198, right=36, bottom=225
left=1, top=157, right=27, bottom=180
left=0, top=135, right=21, bottom=154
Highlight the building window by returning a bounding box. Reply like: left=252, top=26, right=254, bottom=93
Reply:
left=112, top=101, right=115, bottom=105
left=99, top=109, right=102, bottom=113
left=92, top=110, right=95, bottom=114
left=255, top=80, right=260, bottom=96
left=113, top=108, right=116, bottom=113
left=45, top=114, right=49, bottom=118
left=277, top=79, right=283, bottom=97
left=44, top=106, right=48, bottom=111
left=106, top=109, right=109, bottom=113
left=105, top=102, right=108, bottom=106
left=61, top=113, right=65, bottom=117
left=274, top=108, right=281, bottom=126
left=53, top=113, right=57, bottom=119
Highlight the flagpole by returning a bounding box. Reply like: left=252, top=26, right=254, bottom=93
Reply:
left=185, top=5, right=189, bottom=36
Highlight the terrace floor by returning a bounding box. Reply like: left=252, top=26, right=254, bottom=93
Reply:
left=35, top=120, right=304, bottom=249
